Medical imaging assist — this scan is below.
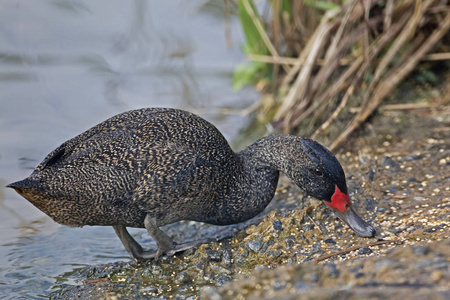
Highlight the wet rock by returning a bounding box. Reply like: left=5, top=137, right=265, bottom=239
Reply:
left=272, top=219, right=284, bottom=231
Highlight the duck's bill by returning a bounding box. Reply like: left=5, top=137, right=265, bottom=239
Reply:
left=332, top=206, right=376, bottom=237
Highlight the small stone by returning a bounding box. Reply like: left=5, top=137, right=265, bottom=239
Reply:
left=388, top=226, right=402, bottom=234
left=319, top=223, right=329, bottom=234
left=354, top=272, right=365, bottom=279
left=174, top=271, right=191, bottom=284
left=267, top=250, right=282, bottom=258
left=206, top=248, right=222, bottom=262
left=294, top=281, right=313, bottom=292
left=305, top=271, right=320, bottom=282
left=302, top=256, right=314, bottom=263
left=215, top=274, right=232, bottom=286
left=368, top=169, right=375, bottom=182
left=324, top=238, right=336, bottom=245
left=286, top=237, right=296, bottom=249
left=389, top=186, right=397, bottom=193
left=273, top=219, right=284, bottom=231
left=425, top=224, right=445, bottom=232
left=408, top=177, right=421, bottom=183
left=430, top=271, right=444, bottom=282
left=364, top=195, right=377, bottom=212
left=222, top=249, right=232, bottom=266
left=349, top=264, right=363, bottom=273
left=404, top=154, right=423, bottom=161
left=303, top=224, right=314, bottom=231
left=261, top=240, right=275, bottom=254
left=413, top=246, right=430, bottom=256
left=247, top=240, right=264, bottom=253
left=382, top=156, right=400, bottom=169
left=273, top=280, right=287, bottom=291
left=358, top=247, right=373, bottom=255
left=324, top=262, right=340, bottom=278
left=414, top=196, right=425, bottom=201
left=377, top=207, right=386, bottom=213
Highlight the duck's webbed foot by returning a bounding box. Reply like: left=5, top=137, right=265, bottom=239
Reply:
left=113, top=225, right=159, bottom=261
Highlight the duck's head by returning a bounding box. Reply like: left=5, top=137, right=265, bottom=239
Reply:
left=287, top=138, right=376, bottom=237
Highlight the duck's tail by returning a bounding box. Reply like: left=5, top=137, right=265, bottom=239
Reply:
left=7, top=178, right=40, bottom=197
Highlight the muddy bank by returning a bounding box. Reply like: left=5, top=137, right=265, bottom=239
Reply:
left=50, top=102, right=449, bottom=299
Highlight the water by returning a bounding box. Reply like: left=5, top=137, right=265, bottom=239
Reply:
left=0, top=1, right=258, bottom=298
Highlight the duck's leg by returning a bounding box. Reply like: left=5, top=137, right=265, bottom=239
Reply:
left=113, top=225, right=157, bottom=261
left=143, top=214, right=176, bottom=259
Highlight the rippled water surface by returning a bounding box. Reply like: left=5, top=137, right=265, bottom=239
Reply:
left=0, top=1, right=257, bottom=298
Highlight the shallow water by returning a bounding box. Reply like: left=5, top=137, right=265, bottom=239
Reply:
left=0, top=1, right=257, bottom=298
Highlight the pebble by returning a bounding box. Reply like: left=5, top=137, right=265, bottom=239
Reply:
left=425, top=224, right=445, bottom=232
left=266, top=250, right=282, bottom=259
left=413, top=246, right=430, bottom=256
left=408, top=177, right=421, bottom=183
left=403, top=154, right=424, bottom=161
left=324, top=262, right=340, bottom=279
left=273, top=219, right=284, bottom=231
left=303, top=224, right=314, bottom=231
left=324, top=238, right=336, bottom=245
left=349, top=264, right=363, bottom=273
left=206, top=248, right=222, bottom=262
left=319, top=223, right=329, bottom=234
left=222, top=249, right=232, bottom=266
left=358, top=247, right=373, bottom=255
left=382, top=156, right=400, bottom=169
left=388, top=226, right=403, bottom=234
left=368, top=169, right=375, bottom=182
left=174, top=271, right=191, bottom=284
left=286, top=237, right=296, bottom=249
left=261, top=240, right=275, bottom=254
left=215, top=274, right=231, bottom=287
left=247, top=240, right=264, bottom=253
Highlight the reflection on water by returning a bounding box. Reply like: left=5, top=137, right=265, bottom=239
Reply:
left=0, top=0, right=257, bottom=298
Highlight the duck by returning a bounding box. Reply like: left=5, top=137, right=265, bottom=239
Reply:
left=7, top=108, right=375, bottom=261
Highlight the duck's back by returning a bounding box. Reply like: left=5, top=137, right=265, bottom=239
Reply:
left=14, top=108, right=237, bottom=228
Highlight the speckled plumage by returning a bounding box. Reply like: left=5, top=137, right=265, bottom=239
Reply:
left=8, top=108, right=374, bottom=261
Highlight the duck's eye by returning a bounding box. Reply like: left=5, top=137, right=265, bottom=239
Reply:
left=314, top=169, right=323, bottom=177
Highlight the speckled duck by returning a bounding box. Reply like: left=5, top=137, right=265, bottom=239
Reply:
left=8, top=108, right=375, bottom=261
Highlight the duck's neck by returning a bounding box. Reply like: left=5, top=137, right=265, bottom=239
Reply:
left=210, top=135, right=301, bottom=225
